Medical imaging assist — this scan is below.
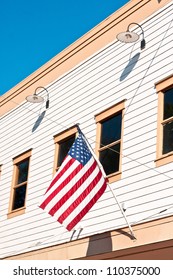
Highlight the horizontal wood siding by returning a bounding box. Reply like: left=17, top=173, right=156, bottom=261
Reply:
left=0, top=2, right=173, bottom=258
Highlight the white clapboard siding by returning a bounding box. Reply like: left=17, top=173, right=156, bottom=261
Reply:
left=0, top=2, right=173, bottom=258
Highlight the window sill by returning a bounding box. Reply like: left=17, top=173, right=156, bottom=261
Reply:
left=7, top=207, right=26, bottom=219
left=155, top=152, right=173, bottom=167
left=107, top=171, right=122, bottom=183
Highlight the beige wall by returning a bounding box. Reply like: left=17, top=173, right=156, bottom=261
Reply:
left=4, top=215, right=173, bottom=260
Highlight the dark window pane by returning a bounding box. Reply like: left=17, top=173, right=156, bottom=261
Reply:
left=164, top=88, right=173, bottom=120
left=58, top=135, right=75, bottom=167
left=99, top=143, right=120, bottom=175
left=17, top=159, right=29, bottom=184
left=163, top=121, right=173, bottom=154
left=12, top=185, right=27, bottom=210
left=101, top=113, right=122, bottom=146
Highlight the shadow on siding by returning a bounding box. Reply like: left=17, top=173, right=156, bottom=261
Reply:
left=120, top=52, right=140, bottom=81
left=32, top=110, right=46, bottom=132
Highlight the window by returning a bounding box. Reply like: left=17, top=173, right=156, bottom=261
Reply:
left=53, top=126, right=77, bottom=174
left=95, top=100, right=125, bottom=183
left=155, top=74, right=173, bottom=167
left=162, top=88, right=173, bottom=154
left=8, top=149, right=32, bottom=218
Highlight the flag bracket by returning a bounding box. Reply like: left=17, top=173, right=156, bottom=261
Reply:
left=107, top=183, right=136, bottom=240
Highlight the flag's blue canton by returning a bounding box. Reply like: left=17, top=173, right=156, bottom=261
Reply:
left=68, top=134, right=92, bottom=166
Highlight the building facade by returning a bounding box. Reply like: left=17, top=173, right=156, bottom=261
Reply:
left=0, top=0, right=173, bottom=260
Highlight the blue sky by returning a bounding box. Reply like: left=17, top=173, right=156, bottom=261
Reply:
left=0, top=0, right=129, bottom=96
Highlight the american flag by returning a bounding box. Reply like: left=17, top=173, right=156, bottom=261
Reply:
left=39, top=132, right=107, bottom=231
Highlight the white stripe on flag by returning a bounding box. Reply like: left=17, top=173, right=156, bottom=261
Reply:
left=62, top=173, right=105, bottom=229
left=41, top=156, right=79, bottom=203
left=44, top=156, right=95, bottom=214
left=53, top=157, right=99, bottom=220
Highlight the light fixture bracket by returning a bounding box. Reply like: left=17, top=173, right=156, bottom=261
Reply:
left=26, top=86, right=50, bottom=108
left=117, top=22, right=146, bottom=50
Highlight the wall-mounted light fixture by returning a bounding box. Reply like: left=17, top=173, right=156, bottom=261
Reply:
left=26, top=86, right=49, bottom=109
left=116, top=22, right=146, bottom=50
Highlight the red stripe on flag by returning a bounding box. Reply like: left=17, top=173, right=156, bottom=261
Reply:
left=45, top=157, right=74, bottom=193
left=39, top=159, right=82, bottom=210
left=66, top=179, right=107, bottom=231
left=49, top=160, right=97, bottom=216
left=58, top=170, right=106, bottom=225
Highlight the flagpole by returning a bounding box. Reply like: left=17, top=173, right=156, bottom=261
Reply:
left=77, top=125, right=136, bottom=239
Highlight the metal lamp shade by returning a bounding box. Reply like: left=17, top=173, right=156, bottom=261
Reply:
left=26, top=94, right=44, bottom=103
left=116, top=31, right=139, bottom=43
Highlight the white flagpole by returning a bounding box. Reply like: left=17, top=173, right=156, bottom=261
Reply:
left=77, top=125, right=136, bottom=239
